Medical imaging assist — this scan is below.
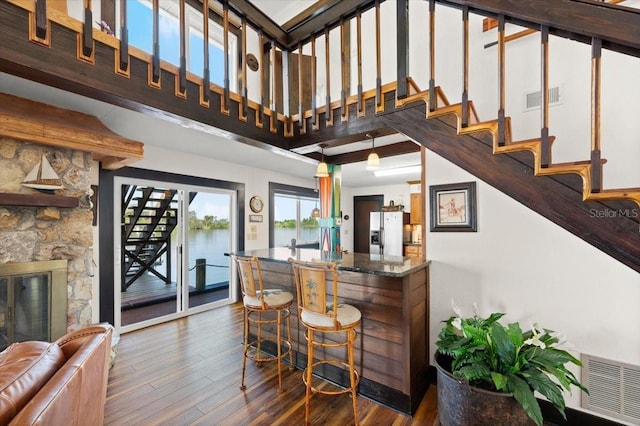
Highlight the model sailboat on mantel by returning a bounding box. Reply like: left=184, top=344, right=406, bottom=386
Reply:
left=22, top=154, right=64, bottom=191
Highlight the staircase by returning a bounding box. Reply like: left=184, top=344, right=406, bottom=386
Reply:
left=121, top=186, right=178, bottom=292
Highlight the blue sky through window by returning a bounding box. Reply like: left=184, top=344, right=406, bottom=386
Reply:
left=128, top=0, right=225, bottom=85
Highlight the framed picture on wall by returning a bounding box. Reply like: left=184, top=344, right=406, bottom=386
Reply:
left=429, top=181, right=477, bottom=232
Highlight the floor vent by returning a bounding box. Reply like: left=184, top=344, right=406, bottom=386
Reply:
left=581, top=354, right=640, bottom=424
left=524, top=85, right=562, bottom=111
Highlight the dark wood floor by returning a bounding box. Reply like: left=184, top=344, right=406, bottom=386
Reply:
left=105, top=302, right=438, bottom=425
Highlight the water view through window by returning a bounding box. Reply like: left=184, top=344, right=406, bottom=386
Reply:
left=273, top=194, right=319, bottom=247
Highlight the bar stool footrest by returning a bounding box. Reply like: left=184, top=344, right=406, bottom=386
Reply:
left=245, top=339, right=292, bottom=363
left=303, top=359, right=360, bottom=395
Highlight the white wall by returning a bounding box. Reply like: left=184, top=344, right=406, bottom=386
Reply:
left=425, top=150, right=640, bottom=417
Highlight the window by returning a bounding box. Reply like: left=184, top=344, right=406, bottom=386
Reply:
left=269, top=183, right=319, bottom=248
left=126, top=0, right=237, bottom=89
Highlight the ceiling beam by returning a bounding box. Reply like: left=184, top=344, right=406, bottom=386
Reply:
left=227, top=0, right=288, bottom=46
left=329, top=140, right=420, bottom=165
left=285, top=0, right=376, bottom=48
left=280, top=0, right=349, bottom=32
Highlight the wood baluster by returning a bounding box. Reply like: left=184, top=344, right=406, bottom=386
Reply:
left=375, top=0, right=381, bottom=109
left=428, top=0, right=436, bottom=112
left=152, top=0, right=160, bottom=84
left=119, top=0, right=129, bottom=72
left=325, top=26, right=332, bottom=125
left=202, top=0, right=210, bottom=104
left=35, top=0, right=47, bottom=39
left=178, top=0, right=187, bottom=95
left=223, top=0, right=230, bottom=113
left=82, top=0, right=93, bottom=57
left=298, top=42, right=304, bottom=130
left=396, top=0, right=409, bottom=101
left=311, top=36, right=317, bottom=128
left=241, top=17, right=248, bottom=119
left=340, top=17, right=344, bottom=120
left=497, top=15, right=506, bottom=146
left=270, top=39, right=277, bottom=131
left=461, top=6, right=469, bottom=127
left=356, top=8, right=363, bottom=116
left=540, top=25, right=550, bottom=167
left=591, top=37, right=603, bottom=193
left=258, top=29, right=265, bottom=127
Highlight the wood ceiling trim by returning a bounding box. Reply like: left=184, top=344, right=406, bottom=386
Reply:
left=280, top=0, right=347, bottom=32
left=228, top=0, right=288, bottom=46
left=285, top=0, right=374, bottom=47
left=0, top=93, right=143, bottom=170
left=329, top=140, right=420, bottom=165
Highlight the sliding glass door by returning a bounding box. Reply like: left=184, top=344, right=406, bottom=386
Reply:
left=186, top=191, right=232, bottom=309
left=115, top=177, right=237, bottom=332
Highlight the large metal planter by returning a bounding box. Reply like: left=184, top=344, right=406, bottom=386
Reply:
left=435, top=352, right=533, bottom=426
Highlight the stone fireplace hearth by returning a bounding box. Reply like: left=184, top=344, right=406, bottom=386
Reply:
left=0, top=139, right=94, bottom=337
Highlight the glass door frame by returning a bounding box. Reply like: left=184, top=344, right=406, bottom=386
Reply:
left=114, top=176, right=239, bottom=333
left=99, top=167, right=245, bottom=335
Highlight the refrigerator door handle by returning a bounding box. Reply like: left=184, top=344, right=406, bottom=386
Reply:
left=380, top=228, right=384, bottom=254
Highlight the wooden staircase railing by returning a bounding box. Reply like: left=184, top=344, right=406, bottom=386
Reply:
left=3, top=1, right=639, bottom=217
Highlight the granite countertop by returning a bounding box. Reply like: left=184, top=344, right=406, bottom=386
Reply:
left=235, top=247, right=430, bottom=277
left=403, top=242, right=422, bottom=246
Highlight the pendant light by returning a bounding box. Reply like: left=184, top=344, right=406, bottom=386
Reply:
left=366, top=133, right=380, bottom=170
left=311, top=177, right=321, bottom=218
left=315, top=144, right=329, bottom=177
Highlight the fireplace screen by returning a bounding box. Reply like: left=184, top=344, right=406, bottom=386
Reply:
left=0, top=260, right=67, bottom=351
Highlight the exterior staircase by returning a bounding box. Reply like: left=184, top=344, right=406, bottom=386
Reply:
left=121, top=186, right=178, bottom=292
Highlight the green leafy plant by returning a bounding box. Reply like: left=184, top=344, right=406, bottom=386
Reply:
left=436, top=302, right=588, bottom=426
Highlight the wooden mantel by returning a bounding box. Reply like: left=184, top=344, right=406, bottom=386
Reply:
left=0, top=93, right=143, bottom=169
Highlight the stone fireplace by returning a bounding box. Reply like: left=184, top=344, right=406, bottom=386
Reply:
left=0, top=139, right=94, bottom=343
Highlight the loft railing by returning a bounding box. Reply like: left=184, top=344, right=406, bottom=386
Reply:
left=5, top=0, right=640, bottom=208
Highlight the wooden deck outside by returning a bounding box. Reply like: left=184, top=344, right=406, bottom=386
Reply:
left=121, top=273, right=229, bottom=308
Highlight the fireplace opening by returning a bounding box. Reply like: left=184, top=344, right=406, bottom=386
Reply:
left=0, top=260, right=68, bottom=351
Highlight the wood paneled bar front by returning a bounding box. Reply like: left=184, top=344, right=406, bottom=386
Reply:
left=235, top=248, right=430, bottom=415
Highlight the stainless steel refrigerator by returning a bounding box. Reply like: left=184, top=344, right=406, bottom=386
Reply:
left=369, top=211, right=409, bottom=256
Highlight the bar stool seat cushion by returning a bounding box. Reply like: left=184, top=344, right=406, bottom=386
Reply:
left=301, top=303, right=361, bottom=329
left=243, top=289, right=293, bottom=309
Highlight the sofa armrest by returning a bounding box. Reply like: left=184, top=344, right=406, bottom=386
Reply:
left=9, top=325, right=113, bottom=426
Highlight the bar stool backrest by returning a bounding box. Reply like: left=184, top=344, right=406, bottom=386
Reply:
left=234, top=256, right=265, bottom=308
left=290, top=260, right=340, bottom=330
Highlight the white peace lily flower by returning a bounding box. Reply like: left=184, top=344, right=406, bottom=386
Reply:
left=452, top=317, right=462, bottom=331
left=524, top=322, right=546, bottom=349
left=451, top=299, right=462, bottom=318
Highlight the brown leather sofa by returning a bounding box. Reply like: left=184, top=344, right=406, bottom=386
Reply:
left=0, top=324, right=113, bottom=425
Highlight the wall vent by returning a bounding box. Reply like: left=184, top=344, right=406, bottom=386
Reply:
left=581, top=354, right=640, bottom=424
left=524, top=85, right=562, bottom=111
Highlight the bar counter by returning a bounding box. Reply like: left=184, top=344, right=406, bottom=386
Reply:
left=236, top=248, right=431, bottom=414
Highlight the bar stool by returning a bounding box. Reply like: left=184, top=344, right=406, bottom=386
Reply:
left=289, top=260, right=361, bottom=425
left=232, top=255, right=293, bottom=393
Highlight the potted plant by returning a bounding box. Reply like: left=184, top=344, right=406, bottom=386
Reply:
left=435, top=302, right=588, bottom=426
